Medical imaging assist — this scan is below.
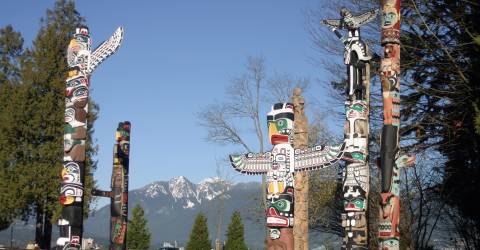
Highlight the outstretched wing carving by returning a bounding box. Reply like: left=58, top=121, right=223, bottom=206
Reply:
left=322, top=19, right=342, bottom=29
left=355, top=9, right=379, bottom=27
left=294, top=142, right=346, bottom=172
left=88, top=27, right=124, bottom=74
left=229, top=152, right=272, bottom=175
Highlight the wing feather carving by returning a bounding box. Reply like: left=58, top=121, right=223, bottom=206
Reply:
left=229, top=152, right=271, bottom=175
left=88, top=27, right=124, bottom=74
left=294, top=142, right=346, bottom=172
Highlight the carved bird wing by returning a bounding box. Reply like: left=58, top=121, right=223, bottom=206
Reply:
left=88, top=27, right=124, bottom=74
left=294, top=142, right=346, bottom=172
left=229, top=152, right=272, bottom=175
left=321, top=19, right=342, bottom=29
left=354, top=9, right=379, bottom=27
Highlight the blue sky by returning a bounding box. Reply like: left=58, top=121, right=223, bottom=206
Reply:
left=1, top=1, right=344, bottom=199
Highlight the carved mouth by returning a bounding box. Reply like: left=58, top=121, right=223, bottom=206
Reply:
left=345, top=203, right=363, bottom=211
left=271, top=134, right=288, bottom=144
left=266, top=216, right=289, bottom=227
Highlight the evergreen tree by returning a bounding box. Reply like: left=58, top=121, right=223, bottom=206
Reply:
left=0, top=25, right=26, bottom=230
left=186, top=213, right=212, bottom=250
left=399, top=1, right=480, bottom=246
left=224, top=211, right=248, bottom=250
left=126, top=204, right=151, bottom=250
left=0, top=1, right=98, bottom=247
left=0, top=25, right=23, bottom=84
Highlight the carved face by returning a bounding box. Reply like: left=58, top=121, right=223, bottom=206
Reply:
left=267, top=103, right=294, bottom=145
left=65, top=76, right=89, bottom=97
left=382, top=5, right=398, bottom=28
left=75, top=27, right=91, bottom=48
left=266, top=187, right=294, bottom=228
left=62, top=162, right=81, bottom=184
left=116, top=122, right=131, bottom=142
left=344, top=197, right=366, bottom=211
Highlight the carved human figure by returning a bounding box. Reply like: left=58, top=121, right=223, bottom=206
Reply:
left=322, top=7, right=378, bottom=100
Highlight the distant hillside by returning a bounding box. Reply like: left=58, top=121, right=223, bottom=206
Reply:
left=0, top=176, right=339, bottom=249
left=85, top=176, right=265, bottom=249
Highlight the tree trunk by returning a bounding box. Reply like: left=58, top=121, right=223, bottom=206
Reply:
left=35, top=203, right=52, bottom=250
left=292, top=88, right=309, bottom=250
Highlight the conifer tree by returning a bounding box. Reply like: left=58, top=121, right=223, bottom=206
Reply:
left=186, top=213, right=212, bottom=250
left=224, top=211, right=248, bottom=250
left=0, top=25, right=26, bottom=230
left=127, top=204, right=151, bottom=250
left=0, top=1, right=98, bottom=247
left=0, top=25, right=23, bottom=84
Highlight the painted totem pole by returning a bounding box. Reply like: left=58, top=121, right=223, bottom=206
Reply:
left=57, top=26, right=123, bottom=250
left=92, top=121, right=131, bottom=250
left=230, top=103, right=346, bottom=249
left=322, top=7, right=377, bottom=249
left=378, top=1, right=414, bottom=249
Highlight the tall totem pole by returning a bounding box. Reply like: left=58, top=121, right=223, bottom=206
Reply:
left=57, top=26, right=123, bottom=250
left=378, top=1, right=414, bottom=249
left=230, top=103, right=346, bottom=249
left=322, top=7, right=378, bottom=249
left=93, top=121, right=131, bottom=250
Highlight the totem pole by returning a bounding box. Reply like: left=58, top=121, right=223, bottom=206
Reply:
left=230, top=103, right=346, bottom=249
left=57, top=26, right=123, bottom=250
left=378, top=1, right=414, bottom=249
left=322, top=7, right=377, bottom=249
left=93, top=121, right=131, bottom=250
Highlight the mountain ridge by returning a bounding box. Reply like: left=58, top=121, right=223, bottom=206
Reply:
left=85, top=176, right=265, bottom=249
left=0, top=176, right=338, bottom=249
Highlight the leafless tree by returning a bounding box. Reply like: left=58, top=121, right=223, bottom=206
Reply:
left=197, top=55, right=310, bottom=239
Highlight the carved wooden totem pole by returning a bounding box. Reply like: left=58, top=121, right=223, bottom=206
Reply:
left=378, top=1, right=414, bottom=249
left=93, top=121, right=131, bottom=250
left=322, top=7, right=377, bottom=249
left=230, top=103, right=346, bottom=249
left=57, top=26, right=123, bottom=250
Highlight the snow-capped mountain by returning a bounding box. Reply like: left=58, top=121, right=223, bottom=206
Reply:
left=0, top=176, right=340, bottom=249
left=84, top=176, right=263, bottom=249
left=140, top=176, right=231, bottom=209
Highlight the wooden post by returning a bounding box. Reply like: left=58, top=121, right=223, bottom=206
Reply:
left=292, top=88, right=309, bottom=250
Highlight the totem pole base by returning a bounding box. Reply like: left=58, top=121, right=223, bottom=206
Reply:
left=266, top=228, right=294, bottom=250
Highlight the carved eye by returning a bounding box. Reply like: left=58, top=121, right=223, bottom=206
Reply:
left=354, top=200, right=364, bottom=207
left=276, top=119, right=287, bottom=129
left=271, top=199, right=290, bottom=211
